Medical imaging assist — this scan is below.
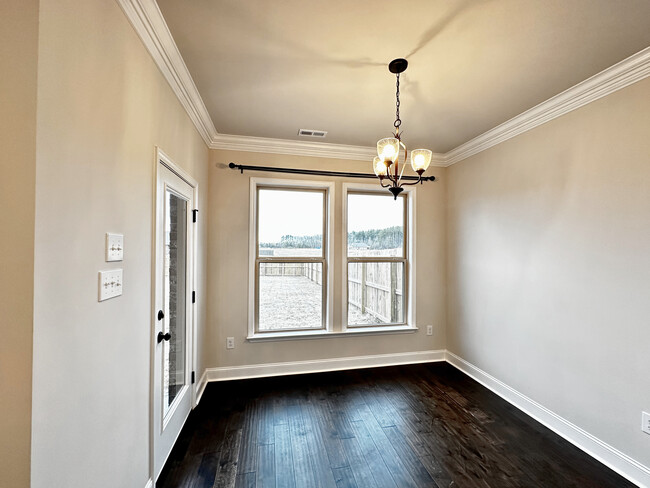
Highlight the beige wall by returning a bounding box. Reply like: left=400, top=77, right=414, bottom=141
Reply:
left=447, top=77, right=650, bottom=467
left=31, top=1, right=209, bottom=487
left=207, top=150, right=446, bottom=368
left=0, top=1, right=39, bottom=486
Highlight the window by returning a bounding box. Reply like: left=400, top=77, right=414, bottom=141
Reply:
left=248, top=178, right=415, bottom=340
left=345, top=191, right=407, bottom=327
left=249, top=179, right=334, bottom=335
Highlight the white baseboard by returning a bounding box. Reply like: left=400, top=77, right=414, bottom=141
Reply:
left=204, top=350, right=445, bottom=382
left=144, top=478, right=153, bottom=488
left=445, top=351, right=650, bottom=488
left=195, top=369, right=208, bottom=406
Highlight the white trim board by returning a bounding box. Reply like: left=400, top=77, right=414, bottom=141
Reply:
left=444, top=46, right=650, bottom=165
left=212, top=133, right=377, bottom=163
left=117, top=2, right=650, bottom=166
left=195, top=369, right=208, bottom=406
left=204, top=350, right=445, bottom=382
left=117, top=0, right=217, bottom=146
left=445, top=351, right=650, bottom=488
left=144, top=479, right=153, bottom=488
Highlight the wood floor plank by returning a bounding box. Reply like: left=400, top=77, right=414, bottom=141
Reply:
left=213, top=427, right=243, bottom=488
left=157, top=363, right=635, bottom=488
left=273, top=423, right=296, bottom=488
left=256, top=443, right=275, bottom=488
left=237, top=400, right=259, bottom=475
left=287, top=403, right=318, bottom=488
left=340, top=432, right=392, bottom=488
left=234, top=471, right=256, bottom=488
left=332, top=466, right=358, bottom=488
left=381, top=426, right=437, bottom=487
left=300, top=401, right=339, bottom=487
left=306, top=399, right=350, bottom=469
left=188, top=451, right=220, bottom=488
left=350, top=404, right=419, bottom=488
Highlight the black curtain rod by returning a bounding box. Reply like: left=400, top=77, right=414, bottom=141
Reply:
left=228, top=162, right=436, bottom=182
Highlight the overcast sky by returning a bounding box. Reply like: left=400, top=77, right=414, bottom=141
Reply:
left=258, top=189, right=403, bottom=243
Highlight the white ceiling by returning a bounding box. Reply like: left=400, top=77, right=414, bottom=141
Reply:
left=155, top=0, right=650, bottom=154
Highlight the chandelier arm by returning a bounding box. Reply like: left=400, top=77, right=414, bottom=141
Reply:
left=396, top=141, right=407, bottom=185
left=379, top=179, right=392, bottom=188
left=400, top=175, right=423, bottom=186
left=397, top=163, right=407, bottom=186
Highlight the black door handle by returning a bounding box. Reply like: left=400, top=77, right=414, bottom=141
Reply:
left=157, top=310, right=165, bottom=321
left=157, top=331, right=171, bottom=343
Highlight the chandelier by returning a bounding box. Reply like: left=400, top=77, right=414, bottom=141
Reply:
left=373, top=58, right=432, bottom=199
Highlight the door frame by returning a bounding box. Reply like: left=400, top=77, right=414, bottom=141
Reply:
left=150, top=147, right=199, bottom=483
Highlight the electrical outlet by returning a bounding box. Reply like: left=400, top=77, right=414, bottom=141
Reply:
left=105, top=233, right=124, bottom=261
left=98, top=269, right=123, bottom=301
left=642, top=412, right=650, bottom=435
left=226, top=337, right=235, bottom=349
left=426, top=325, right=433, bottom=336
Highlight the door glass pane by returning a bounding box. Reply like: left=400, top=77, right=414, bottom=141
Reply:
left=164, top=191, right=187, bottom=413
left=258, top=262, right=323, bottom=331
left=258, top=189, right=324, bottom=257
left=348, top=193, right=404, bottom=257
left=347, top=262, right=404, bottom=326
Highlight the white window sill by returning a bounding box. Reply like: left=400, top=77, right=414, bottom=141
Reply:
left=247, top=325, right=418, bottom=342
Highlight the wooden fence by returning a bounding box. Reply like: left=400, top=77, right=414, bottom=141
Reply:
left=259, top=262, right=322, bottom=285
left=348, top=262, right=403, bottom=323
left=259, top=259, right=402, bottom=324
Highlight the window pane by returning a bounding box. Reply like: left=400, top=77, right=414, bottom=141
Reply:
left=259, top=262, right=323, bottom=331
left=347, top=193, right=404, bottom=257
left=259, top=189, right=324, bottom=257
left=164, top=191, right=187, bottom=411
left=347, top=262, right=404, bottom=326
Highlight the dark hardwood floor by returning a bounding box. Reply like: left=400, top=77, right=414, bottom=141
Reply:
left=157, top=362, right=634, bottom=488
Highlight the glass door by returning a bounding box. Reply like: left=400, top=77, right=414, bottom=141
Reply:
left=153, top=159, right=195, bottom=480
left=163, top=191, right=187, bottom=415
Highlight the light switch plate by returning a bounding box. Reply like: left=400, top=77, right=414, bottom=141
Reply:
left=105, top=233, right=124, bottom=262
left=98, top=269, right=123, bottom=301
left=642, top=412, right=650, bottom=435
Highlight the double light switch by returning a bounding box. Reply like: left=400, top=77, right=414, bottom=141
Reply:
left=105, top=233, right=124, bottom=261
left=99, top=233, right=124, bottom=301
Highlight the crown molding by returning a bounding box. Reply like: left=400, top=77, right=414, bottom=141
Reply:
left=211, top=133, right=448, bottom=166
left=119, top=1, right=650, bottom=167
left=211, top=133, right=376, bottom=162
left=117, top=0, right=217, bottom=146
left=444, top=46, right=650, bottom=166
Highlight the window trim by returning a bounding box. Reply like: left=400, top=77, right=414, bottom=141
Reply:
left=248, top=177, right=335, bottom=339
left=342, top=183, right=417, bottom=332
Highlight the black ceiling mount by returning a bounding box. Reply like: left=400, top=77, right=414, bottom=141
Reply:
left=388, top=58, right=408, bottom=74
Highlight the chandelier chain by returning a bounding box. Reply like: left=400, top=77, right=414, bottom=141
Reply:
left=394, top=73, right=401, bottom=129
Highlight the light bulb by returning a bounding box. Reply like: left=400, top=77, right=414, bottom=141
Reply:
left=377, top=138, right=399, bottom=163
left=410, top=149, right=432, bottom=173
left=382, top=145, right=396, bottom=158
left=373, top=156, right=387, bottom=177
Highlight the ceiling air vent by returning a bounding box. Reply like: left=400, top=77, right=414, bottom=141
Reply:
left=298, top=129, right=327, bottom=138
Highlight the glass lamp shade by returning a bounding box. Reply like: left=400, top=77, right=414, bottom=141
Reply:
left=373, top=156, right=388, bottom=177
left=377, top=138, right=399, bottom=163
left=410, top=149, right=432, bottom=173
